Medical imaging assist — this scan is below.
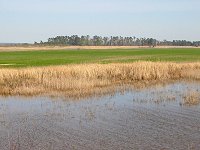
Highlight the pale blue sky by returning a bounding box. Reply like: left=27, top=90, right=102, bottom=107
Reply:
left=0, top=0, right=200, bottom=43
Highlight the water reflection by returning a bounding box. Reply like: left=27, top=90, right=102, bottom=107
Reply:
left=0, top=81, right=200, bottom=150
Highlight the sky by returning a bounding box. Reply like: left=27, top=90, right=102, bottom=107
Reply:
left=0, top=0, right=200, bottom=43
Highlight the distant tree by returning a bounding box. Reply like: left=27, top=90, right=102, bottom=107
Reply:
left=35, top=35, right=200, bottom=47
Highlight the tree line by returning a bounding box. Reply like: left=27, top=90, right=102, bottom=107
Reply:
left=34, top=35, right=200, bottom=47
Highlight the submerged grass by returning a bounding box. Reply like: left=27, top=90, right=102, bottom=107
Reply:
left=0, top=62, right=200, bottom=98
left=183, top=91, right=200, bottom=106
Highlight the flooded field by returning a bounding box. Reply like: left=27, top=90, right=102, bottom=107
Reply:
left=0, top=82, right=200, bottom=150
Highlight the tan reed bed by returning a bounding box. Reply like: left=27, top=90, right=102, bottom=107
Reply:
left=183, top=91, right=200, bottom=106
left=0, top=62, right=200, bottom=97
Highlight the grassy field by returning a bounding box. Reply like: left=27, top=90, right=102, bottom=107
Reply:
left=0, top=48, right=200, bottom=67
left=1, top=47, right=200, bottom=97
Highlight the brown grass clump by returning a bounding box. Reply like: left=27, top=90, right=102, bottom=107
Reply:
left=183, top=91, right=200, bottom=106
left=0, top=62, right=200, bottom=98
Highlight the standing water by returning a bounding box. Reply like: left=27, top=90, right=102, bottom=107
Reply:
left=0, top=82, right=200, bottom=150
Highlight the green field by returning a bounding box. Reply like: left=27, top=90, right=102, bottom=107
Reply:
left=0, top=48, right=200, bottom=67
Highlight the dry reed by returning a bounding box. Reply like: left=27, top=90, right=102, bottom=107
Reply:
left=0, top=62, right=200, bottom=98
left=183, top=91, right=200, bottom=106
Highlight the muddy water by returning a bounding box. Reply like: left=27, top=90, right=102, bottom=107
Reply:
left=0, top=82, right=200, bottom=150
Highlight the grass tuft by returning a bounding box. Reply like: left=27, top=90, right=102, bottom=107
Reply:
left=183, top=91, right=200, bottom=106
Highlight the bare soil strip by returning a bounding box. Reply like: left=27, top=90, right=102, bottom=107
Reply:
left=0, top=64, right=16, bottom=66
left=0, top=46, right=199, bottom=52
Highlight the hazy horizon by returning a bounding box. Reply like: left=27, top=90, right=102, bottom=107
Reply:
left=1, top=0, right=200, bottom=43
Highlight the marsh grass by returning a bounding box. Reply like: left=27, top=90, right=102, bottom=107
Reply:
left=0, top=62, right=200, bottom=98
left=183, top=91, right=200, bottom=106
